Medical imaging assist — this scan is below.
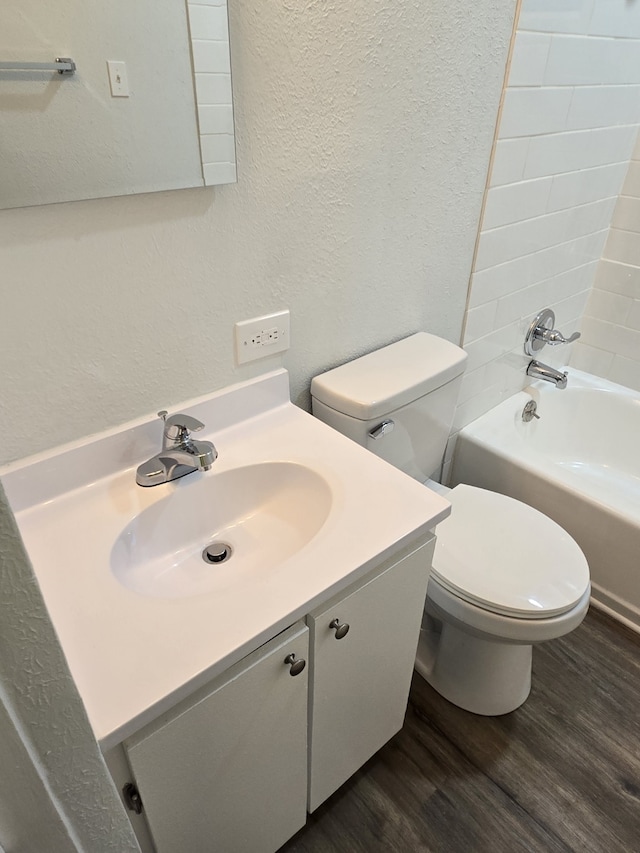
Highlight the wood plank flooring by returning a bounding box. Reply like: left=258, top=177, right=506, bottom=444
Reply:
left=281, top=608, right=640, bottom=853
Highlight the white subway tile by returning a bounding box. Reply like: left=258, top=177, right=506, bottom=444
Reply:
left=569, top=340, right=614, bottom=374
left=518, top=0, right=596, bottom=36
left=499, top=87, right=573, bottom=139
left=570, top=196, right=617, bottom=233
left=525, top=126, right=637, bottom=179
left=566, top=86, right=640, bottom=131
left=580, top=316, right=640, bottom=360
left=623, top=161, right=640, bottom=196
left=548, top=287, right=588, bottom=322
left=593, top=259, right=640, bottom=297
left=471, top=233, right=604, bottom=306
left=476, top=199, right=613, bottom=271
left=463, top=301, right=499, bottom=344
left=547, top=163, right=627, bottom=212
left=200, top=133, right=236, bottom=163
left=476, top=210, right=570, bottom=270
left=545, top=261, right=598, bottom=301
left=544, top=35, right=600, bottom=86
left=613, top=325, right=640, bottom=361
left=509, top=33, right=551, bottom=86
left=524, top=130, right=590, bottom=178
left=463, top=323, right=522, bottom=373
left=203, top=162, right=236, bottom=185
left=490, top=139, right=531, bottom=187
left=494, top=279, right=551, bottom=327
left=192, top=40, right=231, bottom=73
left=188, top=4, right=228, bottom=40
left=589, top=0, right=640, bottom=39
left=608, top=355, right=640, bottom=391
left=190, top=0, right=226, bottom=6
left=483, top=177, right=552, bottom=229
left=195, top=73, right=233, bottom=105
left=585, top=288, right=632, bottom=324
left=612, top=196, right=640, bottom=233
left=627, top=299, right=640, bottom=331
left=198, top=104, right=234, bottom=134
left=604, top=228, right=640, bottom=266
left=544, top=35, right=640, bottom=86
left=587, top=126, right=639, bottom=169
left=457, top=366, right=487, bottom=404
left=468, top=265, right=518, bottom=308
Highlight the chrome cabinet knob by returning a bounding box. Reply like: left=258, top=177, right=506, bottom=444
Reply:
left=284, top=653, right=306, bottom=676
left=329, top=618, right=350, bottom=639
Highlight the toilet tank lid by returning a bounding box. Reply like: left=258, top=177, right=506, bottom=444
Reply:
left=310, top=333, right=468, bottom=420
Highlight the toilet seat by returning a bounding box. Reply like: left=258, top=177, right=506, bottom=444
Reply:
left=432, top=485, right=590, bottom=619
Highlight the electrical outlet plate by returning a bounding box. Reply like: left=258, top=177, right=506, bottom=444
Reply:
left=234, top=310, right=290, bottom=364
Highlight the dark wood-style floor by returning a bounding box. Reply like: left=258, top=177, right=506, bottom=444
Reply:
left=282, top=608, right=640, bottom=853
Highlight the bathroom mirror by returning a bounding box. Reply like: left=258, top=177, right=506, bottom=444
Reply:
left=0, top=0, right=235, bottom=211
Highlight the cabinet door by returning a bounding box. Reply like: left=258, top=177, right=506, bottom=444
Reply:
left=125, top=623, right=309, bottom=853
left=308, top=538, right=434, bottom=811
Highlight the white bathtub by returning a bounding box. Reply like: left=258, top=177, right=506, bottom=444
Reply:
left=451, top=369, right=640, bottom=632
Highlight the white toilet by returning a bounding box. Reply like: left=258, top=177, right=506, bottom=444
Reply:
left=310, top=332, right=590, bottom=716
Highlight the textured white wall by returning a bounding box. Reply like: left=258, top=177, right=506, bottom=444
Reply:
left=0, top=483, right=139, bottom=852
left=571, top=131, right=640, bottom=390
left=0, top=0, right=516, bottom=467
left=450, top=0, right=640, bottom=477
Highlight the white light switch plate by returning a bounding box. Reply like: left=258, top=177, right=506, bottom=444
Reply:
left=235, top=310, right=290, bottom=364
left=107, top=61, right=130, bottom=97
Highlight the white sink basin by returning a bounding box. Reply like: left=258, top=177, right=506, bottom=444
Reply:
left=111, top=462, right=332, bottom=598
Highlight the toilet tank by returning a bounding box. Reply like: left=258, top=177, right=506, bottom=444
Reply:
left=311, top=333, right=468, bottom=482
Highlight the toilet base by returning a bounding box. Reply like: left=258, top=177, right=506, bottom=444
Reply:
left=415, top=621, right=532, bottom=715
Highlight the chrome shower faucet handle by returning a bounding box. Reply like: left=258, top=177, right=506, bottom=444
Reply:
left=524, top=308, right=581, bottom=357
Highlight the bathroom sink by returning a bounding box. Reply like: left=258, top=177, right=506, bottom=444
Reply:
left=111, top=462, right=332, bottom=598
left=1, top=369, right=450, bottom=748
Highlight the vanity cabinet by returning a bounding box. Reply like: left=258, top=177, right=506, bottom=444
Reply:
left=307, top=536, right=434, bottom=810
left=112, top=537, right=434, bottom=853
left=123, top=622, right=309, bottom=853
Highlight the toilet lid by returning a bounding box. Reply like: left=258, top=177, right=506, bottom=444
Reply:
left=431, top=485, right=590, bottom=618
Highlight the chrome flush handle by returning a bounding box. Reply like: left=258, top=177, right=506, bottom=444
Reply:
left=368, top=420, right=394, bottom=440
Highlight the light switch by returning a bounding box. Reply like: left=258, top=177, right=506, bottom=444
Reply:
left=107, top=61, right=130, bottom=97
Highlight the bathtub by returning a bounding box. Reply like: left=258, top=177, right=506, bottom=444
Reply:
left=451, top=369, right=640, bottom=632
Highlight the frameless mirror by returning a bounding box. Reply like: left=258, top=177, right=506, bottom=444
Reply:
left=0, top=0, right=236, bottom=211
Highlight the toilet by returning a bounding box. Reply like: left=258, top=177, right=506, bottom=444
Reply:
left=310, top=332, right=590, bottom=715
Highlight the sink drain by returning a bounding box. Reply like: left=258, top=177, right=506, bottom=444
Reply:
left=202, top=542, right=233, bottom=564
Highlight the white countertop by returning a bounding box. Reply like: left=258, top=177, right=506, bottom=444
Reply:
left=2, top=370, right=449, bottom=751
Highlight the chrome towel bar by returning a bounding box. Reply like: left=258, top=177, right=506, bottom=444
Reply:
left=0, top=58, right=76, bottom=76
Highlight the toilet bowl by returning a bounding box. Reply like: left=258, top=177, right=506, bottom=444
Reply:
left=310, top=333, right=590, bottom=715
left=419, top=483, right=590, bottom=714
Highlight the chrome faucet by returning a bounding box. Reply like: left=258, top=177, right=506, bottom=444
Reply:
left=523, top=308, right=580, bottom=390
left=526, top=360, right=568, bottom=389
left=136, top=411, right=218, bottom=487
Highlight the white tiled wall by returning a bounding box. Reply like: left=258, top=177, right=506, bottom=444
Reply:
left=444, top=0, right=640, bottom=480
left=187, top=0, right=237, bottom=185
left=571, top=134, right=640, bottom=391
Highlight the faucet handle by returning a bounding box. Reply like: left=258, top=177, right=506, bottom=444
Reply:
left=539, top=329, right=581, bottom=346
left=158, top=410, right=205, bottom=445
left=524, top=308, right=580, bottom=356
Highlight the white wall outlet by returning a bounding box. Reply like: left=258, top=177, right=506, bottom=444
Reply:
left=107, top=61, right=130, bottom=97
left=234, top=310, right=290, bottom=364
